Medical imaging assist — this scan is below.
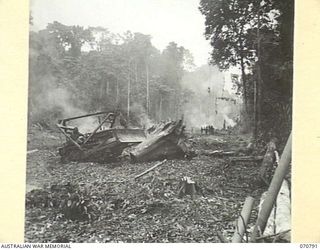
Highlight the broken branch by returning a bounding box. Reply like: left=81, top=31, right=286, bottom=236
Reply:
left=134, top=159, right=167, bottom=180
left=255, top=229, right=291, bottom=241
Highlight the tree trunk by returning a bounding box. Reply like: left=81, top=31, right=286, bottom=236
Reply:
left=240, top=55, right=248, bottom=113
left=255, top=6, right=263, bottom=140
left=135, top=61, right=138, bottom=83
left=159, top=94, right=163, bottom=121
left=253, top=78, right=257, bottom=138
left=127, top=73, right=131, bottom=120
left=116, top=76, right=119, bottom=104
left=100, top=80, right=104, bottom=106
left=146, top=62, right=149, bottom=115
left=106, top=80, right=109, bottom=95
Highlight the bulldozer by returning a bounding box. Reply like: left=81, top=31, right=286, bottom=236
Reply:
left=57, top=111, right=146, bottom=163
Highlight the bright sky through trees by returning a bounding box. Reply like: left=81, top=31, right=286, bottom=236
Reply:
left=30, top=0, right=212, bottom=67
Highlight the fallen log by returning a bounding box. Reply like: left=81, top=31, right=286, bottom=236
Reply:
left=134, top=159, right=167, bottom=180
left=232, top=196, right=255, bottom=243
left=200, top=150, right=236, bottom=157
left=259, top=138, right=278, bottom=185
left=251, top=132, right=292, bottom=242
left=258, top=179, right=291, bottom=242
left=229, top=156, right=263, bottom=162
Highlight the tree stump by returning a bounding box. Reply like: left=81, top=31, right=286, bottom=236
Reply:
left=178, top=177, right=202, bottom=198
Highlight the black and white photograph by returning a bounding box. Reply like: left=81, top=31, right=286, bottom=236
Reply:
left=26, top=0, right=293, bottom=243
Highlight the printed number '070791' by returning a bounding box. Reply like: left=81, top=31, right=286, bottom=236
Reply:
left=300, top=244, right=318, bottom=248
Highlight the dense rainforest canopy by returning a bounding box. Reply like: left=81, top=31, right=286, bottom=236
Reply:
left=199, top=0, right=293, bottom=142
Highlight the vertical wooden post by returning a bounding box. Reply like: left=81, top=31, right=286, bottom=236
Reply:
left=251, top=132, right=292, bottom=242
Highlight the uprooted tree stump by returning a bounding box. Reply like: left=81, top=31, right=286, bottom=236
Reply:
left=177, top=177, right=203, bottom=198
left=130, top=119, right=194, bottom=162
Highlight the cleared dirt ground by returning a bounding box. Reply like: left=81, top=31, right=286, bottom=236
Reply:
left=25, top=126, right=267, bottom=243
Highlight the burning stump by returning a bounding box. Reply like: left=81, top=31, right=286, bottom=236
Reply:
left=177, top=177, right=203, bottom=198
